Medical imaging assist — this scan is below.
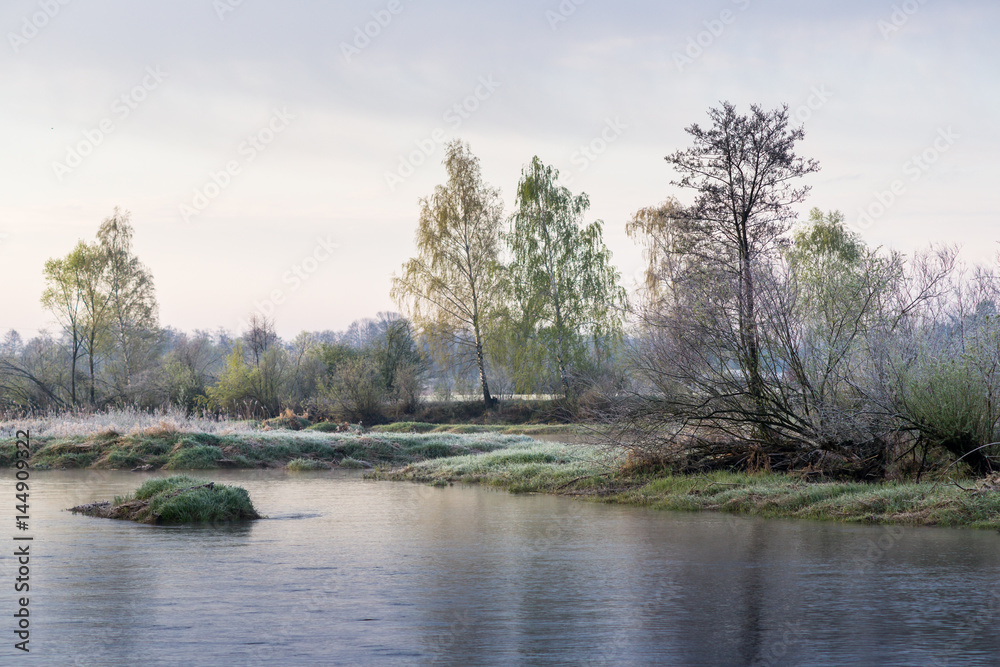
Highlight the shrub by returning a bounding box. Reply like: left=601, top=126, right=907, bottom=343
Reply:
left=264, top=410, right=312, bottom=431
left=321, top=356, right=386, bottom=424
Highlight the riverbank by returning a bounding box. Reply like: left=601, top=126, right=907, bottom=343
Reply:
left=6, top=414, right=998, bottom=529
left=374, top=440, right=1000, bottom=530
left=0, top=426, right=531, bottom=470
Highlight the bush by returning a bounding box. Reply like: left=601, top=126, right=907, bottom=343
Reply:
left=900, top=357, right=1000, bottom=474
left=264, top=410, right=312, bottom=431
left=320, top=356, right=387, bottom=424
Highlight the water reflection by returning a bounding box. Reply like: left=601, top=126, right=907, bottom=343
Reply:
left=4, top=470, right=1000, bottom=666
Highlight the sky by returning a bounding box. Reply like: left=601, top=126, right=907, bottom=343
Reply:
left=1, top=0, right=998, bottom=339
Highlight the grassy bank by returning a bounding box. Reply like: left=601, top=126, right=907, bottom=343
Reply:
left=70, top=475, right=261, bottom=524
left=8, top=413, right=998, bottom=529
left=0, top=425, right=530, bottom=471
left=375, top=440, right=1000, bottom=530
left=369, top=422, right=589, bottom=436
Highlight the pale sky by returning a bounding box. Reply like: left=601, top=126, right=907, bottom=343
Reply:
left=2, top=0, right=998, bottom=339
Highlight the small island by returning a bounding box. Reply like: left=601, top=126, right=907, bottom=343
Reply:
left=70, top=475, right=261, bottom=525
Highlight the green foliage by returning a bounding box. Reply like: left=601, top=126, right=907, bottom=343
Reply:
left=320, top=343, right=361, bottom=372
left=391, top=140, right=505, bottom=406
left=504, top=157, right=627, bottom=397
left=164, top=444, right=224, bottom=469
left=133, top=475, right=203, bottom=500
left=321, top=355, right=387, bottom=423
left=206, top=342, right=286, bottom=418
left=372, top=318, right=426, bottom=410
left=105, top=448, right=145, bottom=469
left=37, top=209, right=160, bottom=409
left=900, top=352, right=1000, bottom=471
left=263, top=412, right=312, bottom=430
left=122, top=476, right=261, bottom=524
left=372, top=421, right=439, bottom=433
left=315, top=317, right=426, bottom=422
left=407, top=442, right=457, bottom=459
left=305, top=421, right=354, bottom=433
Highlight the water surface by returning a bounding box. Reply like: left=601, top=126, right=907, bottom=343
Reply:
left=3, top=470, right=999, bottom=666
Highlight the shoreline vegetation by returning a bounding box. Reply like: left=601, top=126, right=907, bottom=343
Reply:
left=0, top=408, right=587, bottom=471
left=5, top=412, right=998, bottom=530
left=69, top=475, right=261, bottom=525
left=374, top=439, right=1000, bottom=531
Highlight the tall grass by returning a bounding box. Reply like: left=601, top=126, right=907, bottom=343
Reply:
left=0, top=407, right=259, bottom=439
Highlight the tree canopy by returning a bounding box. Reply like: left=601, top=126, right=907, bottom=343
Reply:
left=391, top=140, right=504, bottom=406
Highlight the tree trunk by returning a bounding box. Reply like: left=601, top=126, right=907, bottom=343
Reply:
left=739, top=245, right=771, bottom=443
left=70, top=334, right=78, bottom=407
left=475, top=338, right=494, bottom=407
left=554, top=305, right=570, bottom=399
left=88, top=338, right=97, bottom=406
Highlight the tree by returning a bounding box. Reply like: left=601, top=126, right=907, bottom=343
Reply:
left=391, top=140, right=504, bottom=407
left=371, top=314, right=426, bottom=410
left=161, top=329, right=223, bottom=414
left=207, top=323, right=287, bottom=419
left=96, top=208, right=159, bottom=401
left=41, top=243, right=89, bottom=406
left=74, top=241, right=112, bottom=406
left=506, top=157, right=627, bottom=398
left=39, top=208, right=159, bottom=407
left=0, top=332, right=69, bottom=412
left=663, top=102, right=819, bottom=440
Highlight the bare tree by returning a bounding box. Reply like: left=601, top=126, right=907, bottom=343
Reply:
left=664, top=102, right=819, bottom=440
left=244, top=314, right=278, bottom=367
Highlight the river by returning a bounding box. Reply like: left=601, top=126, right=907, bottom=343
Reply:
left=4, top=470, right=999, bottom=666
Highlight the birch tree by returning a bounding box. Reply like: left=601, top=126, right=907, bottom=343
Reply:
left=41, top=243, right=89, bottom=406
left=97, top=208, right=159, bottom=401
left=391, top=140, right=504, bottom=407
left=507, top=157, right=627, bottom=398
